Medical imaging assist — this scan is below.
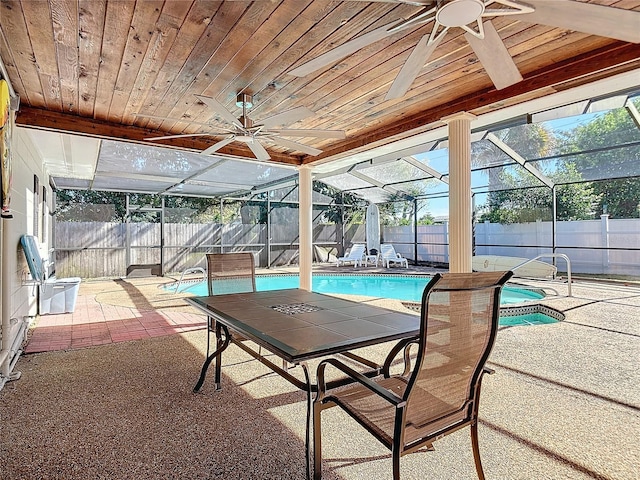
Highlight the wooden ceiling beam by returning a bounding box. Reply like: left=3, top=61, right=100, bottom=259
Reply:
left=14, top=107, right=302, bottom=166
left=304, top=41, right=640, bottom=164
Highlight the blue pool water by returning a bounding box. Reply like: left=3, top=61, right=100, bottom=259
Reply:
left=178, top=274, right=544, bottom=305
left=499, top=313, right=559, bottom=326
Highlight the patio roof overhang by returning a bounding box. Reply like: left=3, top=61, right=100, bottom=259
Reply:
left=32, top=67, right=640, bottom=203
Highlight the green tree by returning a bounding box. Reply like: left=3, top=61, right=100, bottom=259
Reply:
left=559, top=102, right=640, bottom=218
left=553, top=164, right=601, bottom=220
left=313, top=180, right=364, bottom=224
left=472, top=123, right=558, bottom=223
left=56, top=190, right=221, bottom=223
left=478, top=186, right=551, bottom=224
left=472, top=123, right=555, bottom=187
left=379, top=193, right=415, bottom=226
left=415, top=198, right=435, bottom=225
left=417, top=213, right=435, bottom=225
left=56, top=190, right=127, bottom=222
left=473, top=123, right=555, bottom=161
left=478, top=163, right=599, bottom=223
left=164, top=196, right=222, bottom=223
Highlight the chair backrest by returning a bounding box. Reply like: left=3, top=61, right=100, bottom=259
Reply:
left=402, top=271, right=513, bottom=444
left=380, top=244, right=398, bottom=259
left=206, top=252, right=256, bottom=296
left=347, top=244, right=366, bottom=259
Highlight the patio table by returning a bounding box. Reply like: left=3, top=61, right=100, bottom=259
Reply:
left=186, top=288, right=423, bottom=479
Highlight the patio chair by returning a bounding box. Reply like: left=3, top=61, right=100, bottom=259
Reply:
left=206, top=252, right=293, bottom=372
left=380, top=243, right=409, bottom=268
left=313, top=270, right=514, bottom=480
left=205, top=253, right=257, bottom=358
left=336, top=243, right=366, bottom=267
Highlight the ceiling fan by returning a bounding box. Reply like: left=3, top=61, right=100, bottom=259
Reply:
left=139, top=93, right=346, bottom=161
left=288, top=0, right=640, bottom=100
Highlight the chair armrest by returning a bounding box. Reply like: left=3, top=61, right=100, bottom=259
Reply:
left=316, top=358, right=405, bottom=407
left=382, top=336, right=419, bottom=377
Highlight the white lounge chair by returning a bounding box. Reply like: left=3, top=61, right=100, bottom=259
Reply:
left=380, top=244, right=408, bottom=268
left=336, top=244, right=366, bottom=267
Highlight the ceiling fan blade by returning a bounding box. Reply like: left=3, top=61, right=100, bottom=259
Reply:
left=356, top=0, right=433, bottom=4
left=201, top=136, right=236, bottom=156
left=228, top=0, right=431, bottom=2
left=259, top=106, right=315, bottom=129
left=195, top=95, right=243, bottom=129
left=385, top=33, right=443, bottom=100
left=226, top=0, right=433, bottom=2
left=482, top=0, right=533, bottom=16
left=465, top=20, right=522, bottom=90
left=288, top=21, right=405, bottom=77
left=519, top=0, right=640, bottom=44
left=145, top=133, right=216, bottom=141
left=265, top=129, right=346, bottom=139
left=247, top=140, right=271, bottom=161
left=270, top=137, right=323, bottom=156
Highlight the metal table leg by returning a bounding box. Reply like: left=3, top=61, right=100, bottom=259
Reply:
left=193, top=323, right=230, bottom=393
left=300, top=362, right=312, bottom=480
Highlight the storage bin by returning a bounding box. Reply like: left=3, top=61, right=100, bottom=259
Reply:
left=39, top=277, right=82, bottom=314
left=21, top=234, right=82, bottom=315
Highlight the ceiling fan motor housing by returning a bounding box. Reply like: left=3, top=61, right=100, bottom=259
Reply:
left=437, top=0, right=485, bottom=27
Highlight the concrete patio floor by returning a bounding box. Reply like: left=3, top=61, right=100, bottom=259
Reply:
left=2, top=265, right=639, bottom=479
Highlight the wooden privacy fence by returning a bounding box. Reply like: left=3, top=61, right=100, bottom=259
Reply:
left=54, top=221, right=347, bottom=279
left=55, top=222, right=126, bottom=278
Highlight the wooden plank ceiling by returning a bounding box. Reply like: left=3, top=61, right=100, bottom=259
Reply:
left=2, top=0, right=640, bottom=167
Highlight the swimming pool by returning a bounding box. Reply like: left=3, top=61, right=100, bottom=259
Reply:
left=176, top=274, right=544, bottom=305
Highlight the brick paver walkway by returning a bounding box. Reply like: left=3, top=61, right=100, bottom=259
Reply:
left=24, top=281, right=205, bottom=353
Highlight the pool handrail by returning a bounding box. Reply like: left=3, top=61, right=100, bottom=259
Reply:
left=174, top=267, right=206, bottom=293
left=512, top=254, right=572, bottom=297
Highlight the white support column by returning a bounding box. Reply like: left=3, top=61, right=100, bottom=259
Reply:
left=442, top=112, right=476, bottom=273
left=298, top=166, right=313, bottom=291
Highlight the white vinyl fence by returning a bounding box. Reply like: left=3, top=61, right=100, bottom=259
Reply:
left=384, top=215, right=640, bottom=276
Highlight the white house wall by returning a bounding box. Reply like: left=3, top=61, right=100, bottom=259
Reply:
left=0, top=126, right=52, bottom=391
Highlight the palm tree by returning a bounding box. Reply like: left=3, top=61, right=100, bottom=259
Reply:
left=473, top=123, right=555, bottom=222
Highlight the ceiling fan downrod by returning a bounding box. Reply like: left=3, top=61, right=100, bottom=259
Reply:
left=236, top=93, right=254, bottom=129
